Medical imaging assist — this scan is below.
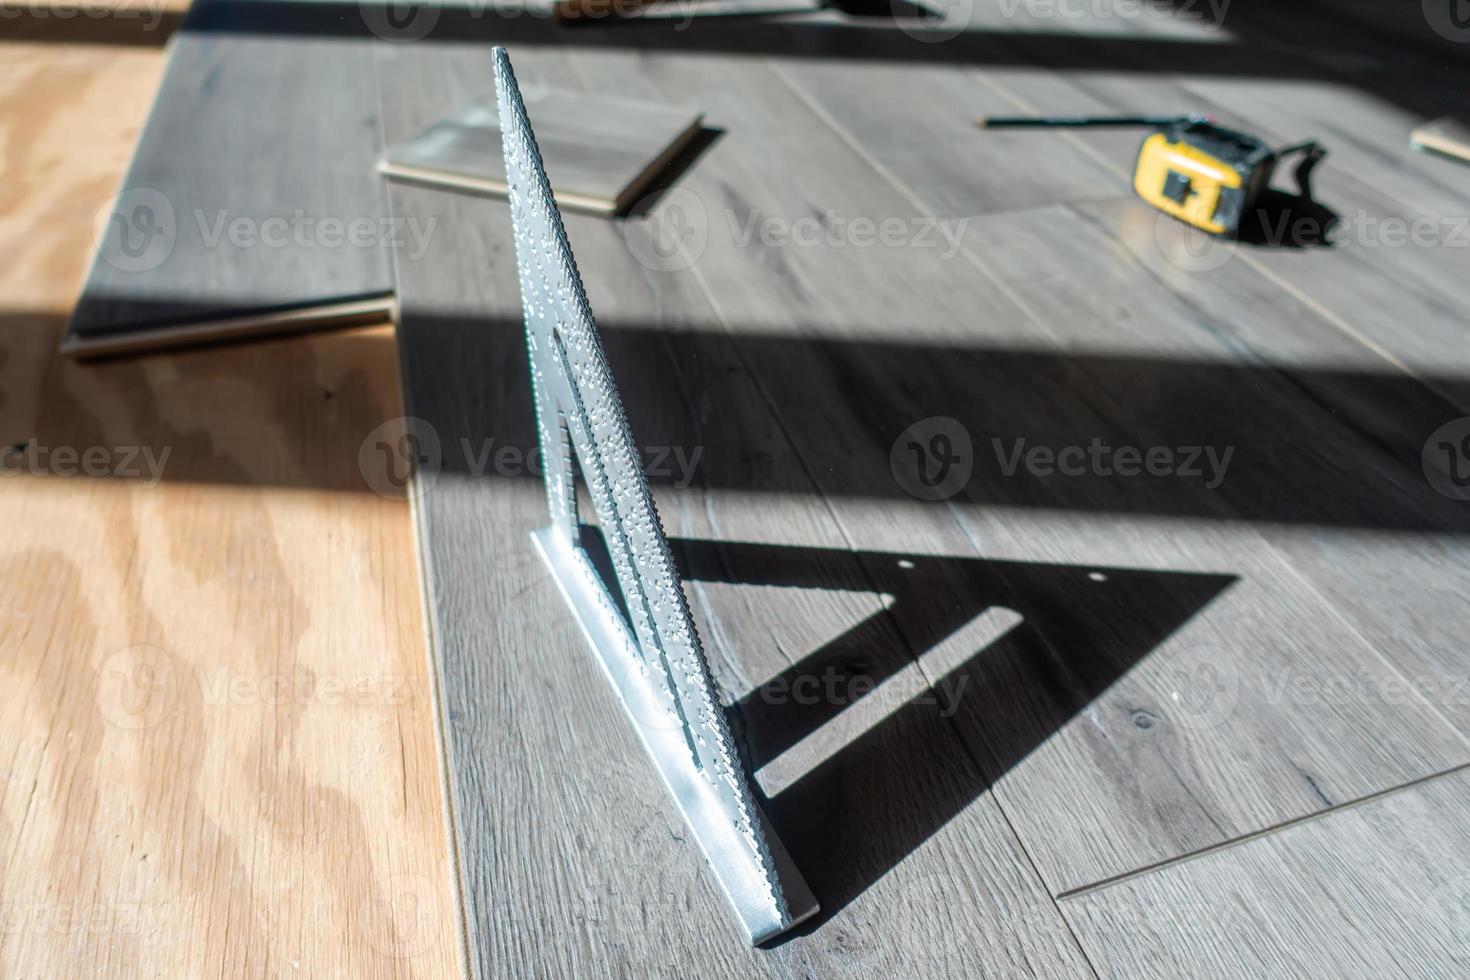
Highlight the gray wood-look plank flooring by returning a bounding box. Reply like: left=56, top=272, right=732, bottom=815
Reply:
left=64, top=0, right=394, bottom=354
left=1064, top=765, right=1470, bottom=979
left=379, top=37, right=1094, bottom=979
left=369, top=3, right=1470, bottom=974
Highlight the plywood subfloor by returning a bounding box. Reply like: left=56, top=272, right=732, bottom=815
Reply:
left=0, top=26, right=461, bottom=979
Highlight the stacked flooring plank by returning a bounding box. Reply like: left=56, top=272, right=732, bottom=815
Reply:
left=375, top=5, right=1470, bottom=977
left=64, top=0, right=393, bottom=355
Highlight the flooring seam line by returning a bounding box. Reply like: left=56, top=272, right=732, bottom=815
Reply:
left=1055, top=761, right=1470, bottom=902
left=1069, top=185, right=1470, bottom=755
left=1165, top=84, right=1470, bottom=412
left=1252, top=532, right=1470, bottom=759
left=375, top=43, right=475, bottom=978
left=783, top=54, right=1470, bottom=923
left=768, top=62, right=1115, bottom=976
left=748, top=60, right=1103, bottom=967
left=408, top=459, right=476, bottom=980
left=1058, top=203, right=1470, bottom=761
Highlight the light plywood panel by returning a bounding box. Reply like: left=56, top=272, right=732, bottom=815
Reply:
left=0, top=36, right=460, bottom=979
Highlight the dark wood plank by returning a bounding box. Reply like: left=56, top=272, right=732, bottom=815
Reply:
left=64, top=0, right=394, bottom=354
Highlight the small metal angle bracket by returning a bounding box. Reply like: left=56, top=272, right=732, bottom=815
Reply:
left=492, top=47, right=818, bottom=944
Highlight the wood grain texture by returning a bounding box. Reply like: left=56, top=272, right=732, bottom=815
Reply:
left=62, top=0, right=395, bottom=353
left=560, top=38, right=1470, bottom=893
left=758, top=9, right=1470, bottom=884
left=381, top=5, right=1470, bottom=973
left=379, top=36, right=1094, bottom=978
left=0, top=33, right=460, bottom=978
left=952, top=0, right=1470, bottom=406
left=381, top=92, right=703, bottom=214
left=1063, top=766, right=1470, bottom=979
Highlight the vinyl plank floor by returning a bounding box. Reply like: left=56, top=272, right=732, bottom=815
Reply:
left=778, top=2, right=1470, bottom=754
left=953, top=1, right=1470, bottom=406
left=914, top=13, right=1470, bottom=755
left=378, top=5, right=1470, bottom=970
left=377, top=36, right=1094, bottom=978
left=1063, top=766, right=1470, bottom=979
left=569, top=35, right=1470, bottom=893
left=64, top=0, right=394, bottom=353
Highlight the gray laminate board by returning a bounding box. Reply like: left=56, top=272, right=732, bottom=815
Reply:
left=1064, top=766, right=1470, bottom=979
left=379, top=7, right=1470, bottom=969
left=64, top=0, right=394, bottom=355
left=378, top=37, right=1094, bottom=978
left=914, top=14, right=1470, bottom=755
left=380, top=91, right=704, bottom=214
left=776, top=10, right=1470, bottom=752
left=948, top=1, right=1470, bottom=405
left=552, top=40, right=1470, bottom=896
